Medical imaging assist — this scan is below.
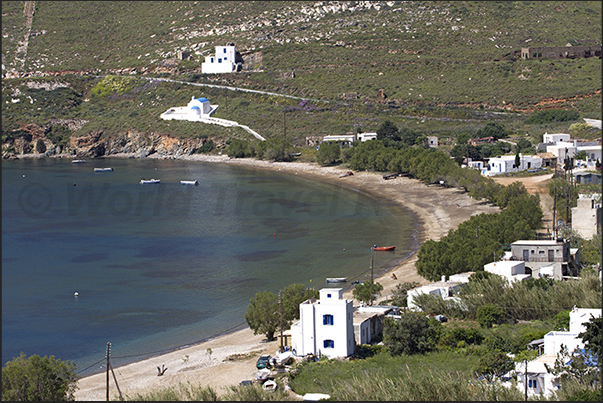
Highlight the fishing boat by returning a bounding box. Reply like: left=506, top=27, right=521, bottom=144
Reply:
left=140, top=179, right=160, bottom=184
left=326, top=277, right=347, bottom=283
left=94, top=167, right=114, bottom=172
left=373, top=246, right=396, bottom=251
left=382, top=173, right=398, bottom=180
left=180, top=180, right=199, bottom=185
left=262, top=380, right=277, bottom=392
left=72, top=159, right=86, bottom=163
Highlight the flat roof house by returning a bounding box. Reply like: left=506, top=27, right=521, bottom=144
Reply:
left=509, top=240, right=576, bottom=279
left=201, top=44, right=240, bottom=74
left=290, top=288, right=355, bottom=359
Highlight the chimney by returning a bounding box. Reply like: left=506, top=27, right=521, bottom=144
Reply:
left=441, top=275, right=446, bottom=282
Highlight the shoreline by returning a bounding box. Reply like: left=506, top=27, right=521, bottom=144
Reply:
left=13, top=152, right=501, bottom=400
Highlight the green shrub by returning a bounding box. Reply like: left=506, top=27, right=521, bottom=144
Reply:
left=476, top=303, right=505, bottom=328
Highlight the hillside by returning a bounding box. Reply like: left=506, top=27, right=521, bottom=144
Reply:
left=1, top=1, right=601, bottom=157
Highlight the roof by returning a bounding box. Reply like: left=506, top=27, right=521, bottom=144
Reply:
left=196, top=97, right=209, bottom=102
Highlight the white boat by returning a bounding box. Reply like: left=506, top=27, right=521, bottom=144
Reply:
left=262, top=380, right=277, bottom=391
left=72, top=159, right=87, bottom=163
left=326, top=277, right=347, bottom=283
left=94, top=167, right=114, bottom=172
left=180, top=180, right=199, bottom=185
left=140, top=179, right=160, bottom=184
left=255, top=368, right=271, bottom=381
left=275, top=350, right=293, bottom=366
left=303, top=393, right=331, bottom=401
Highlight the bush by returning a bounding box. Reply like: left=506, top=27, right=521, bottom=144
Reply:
left=383, top=313, right=441, bottom=355
left=2, top=353, right=79, bottom=401
left=476, top=303, right=505, bottom=328
left=315, top=141, right=340, bottom=166
left=35, top=138, right=46, bottom=153
left=525, top=108, right=581, bottom=124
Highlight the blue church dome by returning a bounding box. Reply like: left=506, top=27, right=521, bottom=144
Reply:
left=196, top=97, right=209, bottom=103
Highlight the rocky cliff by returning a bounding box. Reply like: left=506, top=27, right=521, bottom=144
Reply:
left=2, top=122, right=220, bottom=160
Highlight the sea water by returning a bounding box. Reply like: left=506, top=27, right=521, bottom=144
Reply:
left=1, top=157, right=419, bottom=375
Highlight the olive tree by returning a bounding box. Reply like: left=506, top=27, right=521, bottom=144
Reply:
left=2, top=353, right=79, bottom=401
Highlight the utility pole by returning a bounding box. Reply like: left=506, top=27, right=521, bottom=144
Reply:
left=279, top=289, right=284, bottom=354
left=552, top=188, right=557, bottom=239
left=369, top=252, right=374, bottom=306
left=106, top=342, right=111, bottom=401
left=109, top=362, right=123, bottom=401
left=524, top=359, right=528, bottom=401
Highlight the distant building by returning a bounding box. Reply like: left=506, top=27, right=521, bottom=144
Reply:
left=521, top=45, right=601, bottom=60
left=201, top=44, right=240, bottom=74
left=509, top=240, right=577, bottom=279
left=484, top=260, right=531, bottom=284
left=160, top=96, right=218, bottom=121
left=427, top=136, right=438, bottom=148
left=357, top=132, right=378, bottom=142
left=542, top=133, right=571, bottom=144
left=407, top=277, right=463, bottom=311
left=482, top=154, right=542, bottom=176
left=512, top=307, right=602, bottom=398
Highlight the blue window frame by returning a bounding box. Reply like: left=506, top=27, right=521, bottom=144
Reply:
left=323, top=314, right=334, bottom=325
left=323, top=340, right=334, bottom=348
left=528, top=379, right=538, bottom=389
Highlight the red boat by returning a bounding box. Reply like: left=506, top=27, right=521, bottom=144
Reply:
left=373, top=246, right=396, bottom=251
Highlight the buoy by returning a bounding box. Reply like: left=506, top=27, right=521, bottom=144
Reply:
left=22, top=174, right=25, bottom=177
left=273, top=233, right=276, bottom=237
left=74, top=292, right=79, bottom=297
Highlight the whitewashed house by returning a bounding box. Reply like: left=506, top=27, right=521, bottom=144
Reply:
left=201, top=44, right=239, bottom=74
left=322, top=134, right=357, bottom=147
left=290, top=288, right=355, bottom=359
left=484, top=260, right=531, bottom=284
left=546, top=141, right=577, bottom=166
left=160, top=96, right=218, bottom=121
left=542, top=133, right=571, bottom=144
left=482, top=154, right=542, bottom=176
left=407, top=277, right=462, bottom=311
left=513, top=307, right=602, bottom=398
left=357, top=132, right=378, bottom=142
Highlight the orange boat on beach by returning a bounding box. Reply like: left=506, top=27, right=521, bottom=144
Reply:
left=373, top=246, right=396, bottom=251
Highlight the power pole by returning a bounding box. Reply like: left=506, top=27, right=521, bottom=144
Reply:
left=109, top=362, right=124, bottom=401
left=369, top=253, right=374, bottom=306
left=524, top=359, right=528, bottom=401
left=279, top=289, right=284, bottom=353
left=106, top=342, right=111, bottom=401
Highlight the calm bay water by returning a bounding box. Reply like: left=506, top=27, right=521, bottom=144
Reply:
left=2, top=157, right=419, bottom=375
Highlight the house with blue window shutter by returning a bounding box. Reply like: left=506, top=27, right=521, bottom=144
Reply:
left=201, top=44, right=240, bottom=74
left=290, top=288, right=355, bottom=359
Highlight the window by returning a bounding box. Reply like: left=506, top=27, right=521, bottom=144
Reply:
left=218, top=58, right=222, bottom=63
left=327, top=293, right=331, bottom=298
left=323, top=314, right=334, bottom=325
left=528, top=379, right=538, bottom=389
left=223, top=48, right=226, bottom=53
left=323, top=339, right=334, bottom=348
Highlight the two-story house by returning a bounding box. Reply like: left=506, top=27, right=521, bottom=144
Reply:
left=509, top=239, right=578, bottom=279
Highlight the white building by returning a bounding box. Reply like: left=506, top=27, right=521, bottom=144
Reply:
left=290, top=288, right=355, bottom=359
left=576, top=144, right=601, bottom=167
left=322, top=134, right=357, bottom=147
left=482, top=154, right=542, bottom=176
left=513, top=307, right=602, bottom=398
left=427, top=136, right=438, bottom=148
left=201, top=44, right=239, bottom=74
left=546, top=141, right=577, bottom=165
left=407, top=278, right=462, bottom=311
left=571, top=193, right=602, bottom=240
left=353, top=305, right=397, bottom=345
left=542, top=133, right=571, bottom=144
left=484, top=261, right=531, bottom=284
left=160, top=96, right=218, bottom=121
left=357, top=132, right=378, bottom=142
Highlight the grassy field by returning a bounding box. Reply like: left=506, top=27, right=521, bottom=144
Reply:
left=1, top=1, right=601, bottom=145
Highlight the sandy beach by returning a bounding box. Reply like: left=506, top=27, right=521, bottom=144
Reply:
left=74, top=154, right=503, bottom=400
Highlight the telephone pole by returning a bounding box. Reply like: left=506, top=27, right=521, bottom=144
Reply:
left=279, top=289, right=284, bottom=353
left=106, top=342, right=111, bottom=401
left=369, top=253, right=374, bottom=306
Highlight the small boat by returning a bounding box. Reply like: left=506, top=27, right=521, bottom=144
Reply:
left=180, top=180, right=199, bottom=185
left=255, top=368, right=271, bottom=381
left=140, top=179, right=160, bottom=184
left=382, top=173, right=398, bottom=180
left=326, top=277, right=347, bottom=283
left=94, top=167, right=114, bottom=172
left=262, top=380, right=277, bottom=392
left=275, top=350, right=293, bottom=366
left=373, top=246, right=396, bottom=251
left=72, top=159, right=87, bottom=163
left=339, top=171, right=354, bottom=178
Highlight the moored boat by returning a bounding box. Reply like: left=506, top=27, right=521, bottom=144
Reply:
left=94, top=167, right=114, bottom=172
left=140, top=179, right=160, bottom=184
left=262, top=380, right=277, bottom=391
left=339, top=171, right=354, bottom=178
left=326, top=277, right=347, bottom=283
left=72, top=159, right=87, bottom=163
left=180, top=180, right=199, bottom=185
left=373, top=246, right=396, bottom=251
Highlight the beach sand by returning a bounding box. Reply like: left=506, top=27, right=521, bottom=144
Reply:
left=74, top=154, right=502, bottom=400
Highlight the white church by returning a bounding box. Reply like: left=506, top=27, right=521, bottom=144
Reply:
left=159, top=96, right=218, bottom=121
left=201, top=44, right=240, bottom=74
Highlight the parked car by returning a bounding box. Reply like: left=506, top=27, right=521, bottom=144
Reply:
left=256, top=354, right=272, bottom=369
